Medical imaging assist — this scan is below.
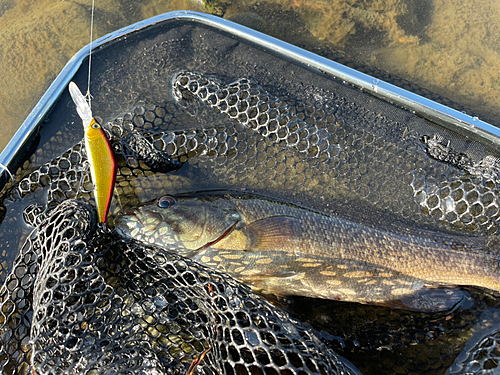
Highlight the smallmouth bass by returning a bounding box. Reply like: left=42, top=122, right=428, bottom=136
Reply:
left=115, top=190, right=500, bottom=312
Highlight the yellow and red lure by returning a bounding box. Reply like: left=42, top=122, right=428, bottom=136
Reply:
left=69, top=82, right=117, bottom=223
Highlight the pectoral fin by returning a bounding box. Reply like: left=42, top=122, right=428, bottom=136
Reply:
left=241, top=216, right=303, bottom=251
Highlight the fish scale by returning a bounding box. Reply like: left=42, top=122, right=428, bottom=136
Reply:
left=115, top=190, right=500, bottom=313
left=124, top=71, right=500, bottom=234
left=10, top=72, right=500, bottom=235
left=1, top=6, right=500, bottom=372
left=1, top=70, right=500, bottom=373
left=0, top=199, right=361, bottom=375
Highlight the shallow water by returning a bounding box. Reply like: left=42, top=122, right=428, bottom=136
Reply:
left=1, top=0, right=500, bottom=154
left=1, top=1, right=500, bottom=374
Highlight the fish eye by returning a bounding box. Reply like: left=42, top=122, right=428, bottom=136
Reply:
left=91, top=123, right=100, bottom=129
left=158, top=195, right=176, bottom=208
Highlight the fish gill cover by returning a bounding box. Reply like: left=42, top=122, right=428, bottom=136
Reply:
left=1, top=199, right=358, bottom=374
left=1, top=17, right=500, bottom=375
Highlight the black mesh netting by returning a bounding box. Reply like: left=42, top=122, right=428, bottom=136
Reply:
left=0, top=199, right=358, bottom=375
left=446, top=330, right=500, bottom=374
left=10, top=71, right=500, bottom=236
left=3, top=68, right=500, bottom=374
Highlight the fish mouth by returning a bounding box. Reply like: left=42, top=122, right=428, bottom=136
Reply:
left=117, top=209, right=161, bottom=233
left=196, top=220, right=239, bottom=251
left=138, top=209, right=165, bottom=232
left=114, top=210, right=139, bottom=236
left=120, top=210, right=142, bottom=227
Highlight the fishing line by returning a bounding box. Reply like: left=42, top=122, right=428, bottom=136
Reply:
left=75, top=1, right=95, bottom=202
left=85, top=0, right=125, bottom=219
left=86, top=0, right=95, bottom=109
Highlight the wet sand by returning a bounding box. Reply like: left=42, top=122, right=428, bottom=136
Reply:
left=0, top=0, right=499, bottom=153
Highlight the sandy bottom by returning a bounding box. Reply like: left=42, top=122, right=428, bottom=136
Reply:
left=0, top=0, right=499, bottom=153
left=226, top=0, right=500, bottom=122
left=0, top=0, right=196, bottom=153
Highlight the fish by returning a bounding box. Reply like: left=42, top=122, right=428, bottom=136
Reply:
left=115, top=190, right=500, bottom=312
left=111, top=71, right=500, bottom=237
left=69, top=81, right=117, bottom=223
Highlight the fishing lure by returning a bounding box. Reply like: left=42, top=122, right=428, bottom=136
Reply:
left=69, top=81, right=117, bottom=223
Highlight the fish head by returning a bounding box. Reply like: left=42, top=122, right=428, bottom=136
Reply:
left=115, top=194, right=242, bottom=254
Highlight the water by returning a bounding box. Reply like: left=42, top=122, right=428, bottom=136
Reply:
left=1, top=0, right=500, bottom=154
left=1, top=1, right=500, bottom=374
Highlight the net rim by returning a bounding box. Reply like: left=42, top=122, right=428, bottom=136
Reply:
left=1, top=10, right=499, bottom=189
